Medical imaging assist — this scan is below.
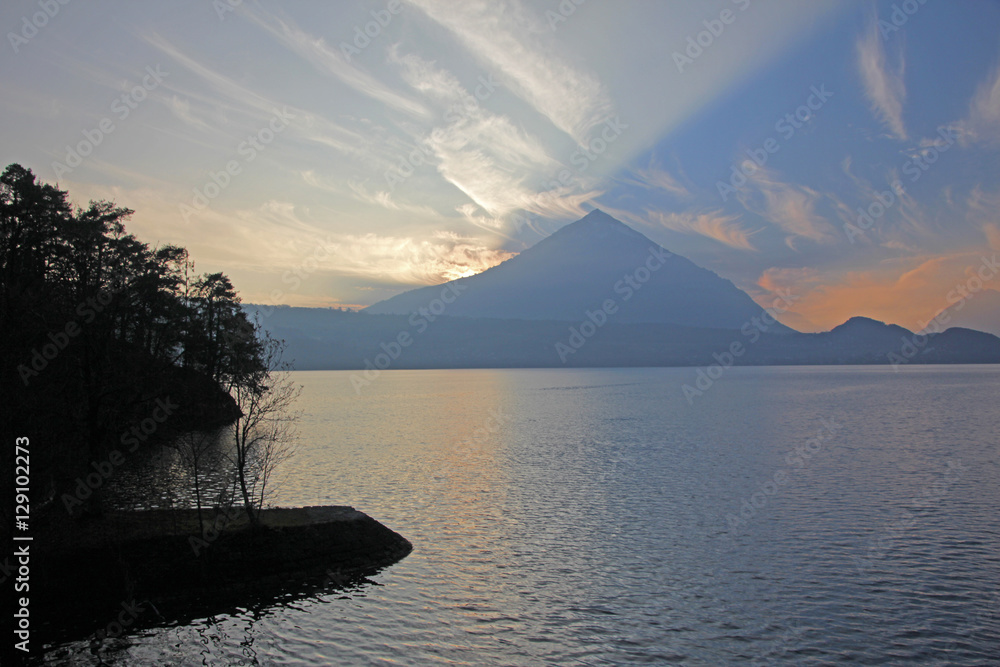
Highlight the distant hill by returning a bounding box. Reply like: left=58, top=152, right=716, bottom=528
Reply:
left=245, top=307, right=1000, bottom=370
left=826, top=316, right=914, bottom=347
left=923, top=289, right=1000, bottom=337
left=366, top=209, right=795, bottom=333
left=248, top=214, right=1000, bottom=370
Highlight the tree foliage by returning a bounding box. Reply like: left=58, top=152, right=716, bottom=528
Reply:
left=0, top=163, right=292, bottom=528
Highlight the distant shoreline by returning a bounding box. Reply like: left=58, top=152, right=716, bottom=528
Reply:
left=243, top=306, right=1000, bottom=372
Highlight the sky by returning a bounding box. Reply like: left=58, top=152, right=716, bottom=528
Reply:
left=1, top=0, right=999, bottom=332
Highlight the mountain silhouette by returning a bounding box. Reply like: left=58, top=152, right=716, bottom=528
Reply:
left=244, top=304, right=1000, bottom=370
left=923, top=289, right=1000, bottom=337
left=366, top=209, right=794, bottom=332
left=246, top=214, right=1000, bottom=370
left=827, top=316, right=912, bottom=344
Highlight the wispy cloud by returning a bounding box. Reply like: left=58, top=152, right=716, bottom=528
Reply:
left=984, top=223, right=1000, bottom=251
left=892, top=179, right=937, bottom=243
left=63, top=158, right=179, bottom=193
left=239, top=5, right=430, bottom=119
left=856, top=13, right=907, bottom=140
left=302, top=168, right=441, bottom=217
left=144, top=32, right=408, bottom=173
left=457, top=186, right=603, bottom=241
left=649, top=208, right=758, bottom=250
left=0, top=83, right=65, bottom=119
left=754, top=267, right=824, bottom=331
left=406, top=0, right=614, bottom=143
left=345, top=179, right=439, bottom=217
left=166, top=94, right=213, bottom=132
left=389, top=50, right=569, bottom=224
left=967, top=186, right=1000, bottom=249
left=953, top=63, right=1000, bottom=146
left=738, top=167, right=835, bottom=246
left=758, top=266, right=822, bottom=294
left=834, top=158, right=935, bottom=249
left=144, top=33, right=291, bottom=124
left=620, top=160, right=692, bottom=199
left=328, top=231, right=516, bottom=284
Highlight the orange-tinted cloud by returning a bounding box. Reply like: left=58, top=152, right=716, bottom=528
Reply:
left=649, top=208, right=758, bottom=250
left=759, top=252, right=1000, bottom=332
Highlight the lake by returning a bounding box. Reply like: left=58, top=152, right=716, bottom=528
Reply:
left=43, top=366, right=1000, bottom=665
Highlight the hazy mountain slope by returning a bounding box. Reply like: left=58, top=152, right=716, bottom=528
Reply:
left=245, top=306, right=1000, bottom=370
left=365, top=210, right=794, bottom=332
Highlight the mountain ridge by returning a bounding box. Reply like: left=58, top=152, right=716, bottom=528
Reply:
left=244, top=304, right=1000, bottom=370
left=922, top=289, right=1000, bottom=337
left=258, top=211, right=1000, bottom=370
left=366, top=209, right=795, bottom=332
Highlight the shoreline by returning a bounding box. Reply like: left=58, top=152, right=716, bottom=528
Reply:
left=33, top=505, right=412, bottom=649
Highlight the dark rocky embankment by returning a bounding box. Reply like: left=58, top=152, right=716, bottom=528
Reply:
left=32, top=506, right=412, bottom=647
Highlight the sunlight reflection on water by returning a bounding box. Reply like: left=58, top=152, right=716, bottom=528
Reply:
left=44, top=366, right=1000, bottom=665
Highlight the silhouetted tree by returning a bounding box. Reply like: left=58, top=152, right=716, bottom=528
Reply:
left=0, top=163, right=290, bottom=524
left=225, top=320, right=300, bottom=528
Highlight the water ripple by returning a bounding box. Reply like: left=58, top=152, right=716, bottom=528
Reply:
left=42, top=366, right=1000, bottom=665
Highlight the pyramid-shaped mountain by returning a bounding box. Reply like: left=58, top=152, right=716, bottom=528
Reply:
left=366, top=209, right=794, bottom=332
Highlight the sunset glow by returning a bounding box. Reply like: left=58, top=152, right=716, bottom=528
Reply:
left=1, top=1, right=997, bottom=329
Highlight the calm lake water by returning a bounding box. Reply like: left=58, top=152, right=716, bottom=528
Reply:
left=43, top=366, right=1000, bottom=665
